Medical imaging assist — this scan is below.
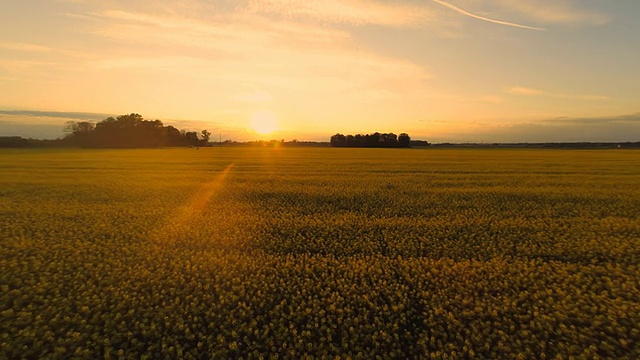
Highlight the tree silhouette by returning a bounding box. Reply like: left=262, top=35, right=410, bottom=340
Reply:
left=398, top=133, right=411, bottom=148
left=330, top=132, right=413, bottom=148
left=64, top=121, right=95, bottom=146
left=330, top=133, right=347, bottom=147
left=63, top=113, right=211, bottom=148
left=184, top=131, right=199, bottom=147
left=200, top=130, right=211, bottom=146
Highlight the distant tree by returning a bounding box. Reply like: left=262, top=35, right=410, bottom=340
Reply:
left=409, top=139, right=430, bottom=147
left=166, top=125, right=184, bottom=146
left=354, top=134, right=363, bottom=146
left=368, top=132, right=381, bottom=147
left=398, top=133, right=411, bottom=148
left=200, top=130, right=211, bottom=146
left=64, top=121, right=95, bottom=146
left=184, top=131, right=199, bottom=146
left=330, top=132, right=414, bottom=148
left=346, top=135, right=355, bottom=146
left=0, top=136, right=30, bottom=148
left=330, top=133, right=347, bottom=147
left=120, top=113, right=143, bottom=129
left=93, top=114, right=145, bottom=147
left=61, top=113, right=213, bottom=148
left=64, top=121, right=95, bottom=135
left=380, top=133, right=398, bottom=147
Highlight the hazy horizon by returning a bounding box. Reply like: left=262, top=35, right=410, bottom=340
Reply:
left=1, top=1, right=639, bottom=143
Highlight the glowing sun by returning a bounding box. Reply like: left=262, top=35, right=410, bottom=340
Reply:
left=250, top=112, right=279, bottom=135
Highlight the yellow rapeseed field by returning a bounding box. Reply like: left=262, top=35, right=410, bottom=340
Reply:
left=1, top=147, right=639, bottom=358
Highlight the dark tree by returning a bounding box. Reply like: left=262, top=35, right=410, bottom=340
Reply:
left=166, top=126, right=184, bottom=146
left=398, top=133, right=411, bottom=148
left=367, top=132, right=381, bottom=147
left=380, top=133, right=398, bottom=147
left=200, top=130, right=211, bottom=146
left=62, top=113, right=212, bottom=148
left=330, top=133, right=347, bottom=147
left=64, top=121, right=95, bottom=135
left=184, top=131, right=199, bottom=146
left=330, top=132, right=414, bottom=148
left=64, top=121, right=96, bottom=146
left=354, top=134, right=363, bottom=146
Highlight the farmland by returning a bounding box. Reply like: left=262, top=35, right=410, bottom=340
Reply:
left=1, top=147, right=639, bottom=358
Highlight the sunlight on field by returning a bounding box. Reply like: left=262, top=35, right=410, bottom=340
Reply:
left=1, top=147, right=639, bottom=358
left=148, top=162, right=235, bottom=248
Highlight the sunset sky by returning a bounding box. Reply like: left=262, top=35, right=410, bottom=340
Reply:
left=1, top=0, right=639, bottom=142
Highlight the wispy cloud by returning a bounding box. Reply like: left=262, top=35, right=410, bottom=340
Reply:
left=493, top=0, right=609, bottom=26
left=506, top=86, right=609, bottom=101
left=0, top=109, right=113, bottom=120
left=421, top=113, right=640, bottom=143
left=0, top=41, right=52, bottom=52
left=0, top=110, right=242, bottom=139
left=0, top=60, right=65, bottom=73
left=542, top=113, right=640, bottom=125
left=87, top=8, right=430, bottom=95
left=87, top=7, right=353, bottom=58
left=243, top=0, right=432, bottom=27
left=507, top=86, right=543, bottom=96
left=0, top=110, right=112, bottom=139
left=92, top=56, right=211, bottom=70
left=431, top=0, right=545, bottom=31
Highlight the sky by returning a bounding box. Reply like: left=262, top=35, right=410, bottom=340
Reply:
left=1, top=0, right=639, bottom=143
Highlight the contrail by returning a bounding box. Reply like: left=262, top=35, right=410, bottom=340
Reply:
left=432, top=0, right=546, bottom=31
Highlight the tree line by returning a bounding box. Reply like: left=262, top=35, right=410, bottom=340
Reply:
left=64, top=113, right=211, bottom=148
left=330, top=132, right=411, bottom=148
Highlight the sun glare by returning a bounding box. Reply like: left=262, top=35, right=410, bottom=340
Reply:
left=250, top=112, right=280, bottom=135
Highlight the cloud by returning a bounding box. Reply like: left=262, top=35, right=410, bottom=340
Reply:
left=0, top=60, right=54, bottom=72
left=0, top=110, right=114, bottom=139
left=421, top=113, right=640, bottom=143
left=494, top=114, right=640, bottom=142
left=506, top=86, right=609, bottom=101
left=88, top=8, right=354, bottom=57
left=86, top=7, right=430, bottom=102
left=493, top=0, right=609, bottom=26
left=506, top=86, right=543, bottom=96
left=431, top=0, right=545, bottom=31
left=0, top=121, right=67, bottom=139
left=0, top=41, right=52, bottom=52
left=0, top=109, right=241, bottom=139
left=243, top=0, right=432, bottom=27
left=542, top=113, right=640, bottom=125
left=0, top=110, right=114, bottom=120
left=92, top=56, right=211, bottom=70
left=477, top=95, right=504, bottom=103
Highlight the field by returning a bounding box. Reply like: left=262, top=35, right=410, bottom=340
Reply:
left=1, top=147, right=639, bottom=359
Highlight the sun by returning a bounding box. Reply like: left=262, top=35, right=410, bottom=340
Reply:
left=250, top=111, right=280, bottom=135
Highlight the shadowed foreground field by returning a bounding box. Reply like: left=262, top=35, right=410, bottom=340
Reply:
left=1, top=147, right=639, bottom=358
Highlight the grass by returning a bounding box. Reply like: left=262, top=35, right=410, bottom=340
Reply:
left=1, top=147, right=639, bottom=358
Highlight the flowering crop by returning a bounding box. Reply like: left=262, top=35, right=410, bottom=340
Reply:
left=1, top=147, right=639, bottom=358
